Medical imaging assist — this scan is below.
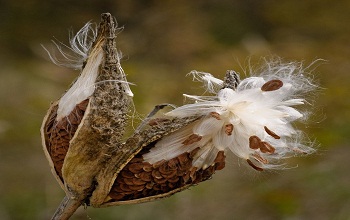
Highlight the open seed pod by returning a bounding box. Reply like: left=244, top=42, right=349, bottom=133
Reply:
left=41, top=13, right=225, bottom=219
left=41, top=13, right=138, bottom=216
left=42, top=12, right=317, bottom=220
left=100, top=77, right=239, bottom=206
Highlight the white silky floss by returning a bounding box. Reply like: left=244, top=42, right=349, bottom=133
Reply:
left=143, top=62, right=317, bottom=171
left=44, top=22, right=133, bottom=121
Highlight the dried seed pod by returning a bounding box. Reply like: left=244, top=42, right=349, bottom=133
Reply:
left=41, top=13, right=265, bottom=219
left=41, top=13, right=138, bottom=218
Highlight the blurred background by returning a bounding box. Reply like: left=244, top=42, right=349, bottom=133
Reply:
left=0, top=0, right=349, bottom=219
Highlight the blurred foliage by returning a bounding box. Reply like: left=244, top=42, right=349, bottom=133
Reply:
left=0, top=0, right=349, bottom=219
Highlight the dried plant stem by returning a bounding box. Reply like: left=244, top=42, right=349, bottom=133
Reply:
left=51, top=195, right=82, bottom=220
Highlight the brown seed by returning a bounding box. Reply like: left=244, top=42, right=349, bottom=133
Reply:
left=214, top=151, right=226, bottom=170
left=132, top=178, right=147, bottom=186
left=178, top=154, right=192, bottom=170
left=152, top=160, right=165, bottom=168
left=162, top=170, right=178, bottom=179
left=215, top=162, right=225, bottom=170
left=145, top=182, right=155, bottom=189
left=167, top=176, right=180, bottom=183
left=260, top=141, right=276, bottom=154
left=252, top=153, right=268, bottom=164
left=121, top=170, right=135, bottom=179
left=178, top=169, right=188, bottom=178
left=142, top=162, right=153, bottom=172
left=189, top=147, right=201, bottom=158
left=119, top=184, right=132, bottom=192
left=109, top=192, right=125, bottom=200
left=152, top=170, right=163, bottom=179
left=113, top=186, right=125, bottom=193
left=190, top=167, right=197, bottom=181
left=246, top=159, right=264, bottom=171
left=182, top=134, right=202, bottom=145
left=214, top=151, right=226, bottom=163
left=130, top=157, right=144, bottom=163
left=210, top=112, right=221, bottom=120
left=292, top=147, right=308, bottom=154
left=153, top=177, right=167, bottom=184
left=162, top=170, right=177, bottom=179
left=261, top=79, right=283, bottom=91
left=128, top=163, right=144, bottom=173
left=225, top=124, right=234, bottom=136
left=249, top=135, right=262, bottom=150
left=264, top=126, right=280, bottom=139
left=167, top=158, right=178, bottom=169
left=128, top=184, right=145, bottom=191
left=138, top=172, right=152, bottom=182
left=123, top=178, right=135, bottom=186
left=158, top=164, right=173, bottom=175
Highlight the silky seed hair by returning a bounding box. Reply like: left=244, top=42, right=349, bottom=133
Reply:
left=143, top=60, right=318, bottom=171
left=43, top=22, right=133, bottom=123
left=42, top=22, right=97, bottom=70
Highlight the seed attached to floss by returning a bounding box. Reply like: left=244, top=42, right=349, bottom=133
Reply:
left=260, top=141, right=276, bottom=154
left=249, top=135, right=262, bottom=150
left=252, top=153, right=268, bottom=164
left=225, top=124, right=234, bottom=136
left=261, top=79, right=283, bottom=91
left=182, top=134, right=202, bottom=145
left=246, top=159, right=264, bottom=171
left=210, top=112, right=221, bottom=120
left=264, top=126, right=280, bottom=139
left=41, top=12, right=318, bottom=219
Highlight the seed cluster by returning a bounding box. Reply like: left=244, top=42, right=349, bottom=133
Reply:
left=43, top=100, right=89, bottom=179
left=109, top=148, right=225, bottom=201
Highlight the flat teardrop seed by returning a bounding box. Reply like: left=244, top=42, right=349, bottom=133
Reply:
left=109, top=146, right=226, bottom=201
left=247, top=159, right=264, bottom=171
left=249, top=135, right=261, bottom=150
left=210, top=112, right=221, bottom=120
left=182, top=134, right=202, bottom=145
left=252, top=153, right=268, bottom=164
left=264, top=126, right=280, bottom=139
left=260, top=142, right=276, bottom=154
left=261, top=79, right=283, bottom=91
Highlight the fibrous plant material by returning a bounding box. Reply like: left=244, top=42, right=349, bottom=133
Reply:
left=41, top=13, right=318, bottom=220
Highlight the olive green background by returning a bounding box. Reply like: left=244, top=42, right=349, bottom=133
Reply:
left=1, top=1, right=349, bottom=219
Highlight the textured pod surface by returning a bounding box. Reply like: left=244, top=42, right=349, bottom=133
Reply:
left=108, top=148, right=225, bottom=202
left=99, top=114, right=227, bottom=206
left=42, top=99, right=89, bottom=181
left=41, top=13, right=135, bottom=207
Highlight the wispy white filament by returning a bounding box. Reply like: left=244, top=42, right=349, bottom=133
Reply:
left=44, top=22, right=134, bottom=121
left=143, top=61, right=317, bottom=170
left=43, top=22, right=97, bottom=70
left=56, top=43, right=103, bottom=121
